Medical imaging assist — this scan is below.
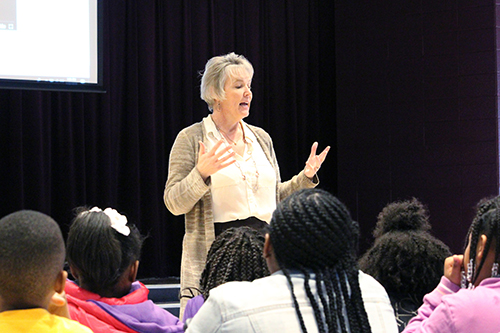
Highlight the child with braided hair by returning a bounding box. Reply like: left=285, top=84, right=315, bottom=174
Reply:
left=182, top=226, right=270, bottom=323
left=404, top=195, right=500, bottom=333
left=186, top=189, right=397, bottom=333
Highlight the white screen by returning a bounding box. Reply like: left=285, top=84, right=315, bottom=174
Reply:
left=0, top=0, right=99, bottom=86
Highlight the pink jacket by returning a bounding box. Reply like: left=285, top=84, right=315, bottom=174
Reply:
left=66, top=280, right=183, bottom=333
left=404, top=276, right=500, bottom=333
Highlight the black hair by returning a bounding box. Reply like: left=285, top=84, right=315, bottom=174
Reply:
left=465, top=196, right=500, bottom=287
left=358, top=198, right=451, bottom=301
left=66, top=207, right=145, bottom=296
left=0, top=210, right=65, bottom=307
left=270, top=188, right=371, bottom=333
left=199, top=226, right=269, bottom=300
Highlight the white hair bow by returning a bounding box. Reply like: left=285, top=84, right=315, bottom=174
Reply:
left=88, top=207, right=130, bottom=236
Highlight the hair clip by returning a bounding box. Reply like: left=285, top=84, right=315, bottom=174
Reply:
left=86, top=207, right=130, bottom=236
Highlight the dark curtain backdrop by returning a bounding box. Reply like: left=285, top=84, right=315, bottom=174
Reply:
left=0, top=0, right=336, bottom=278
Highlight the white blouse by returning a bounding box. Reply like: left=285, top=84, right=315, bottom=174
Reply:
left=203, top=116, right=277, bottom=223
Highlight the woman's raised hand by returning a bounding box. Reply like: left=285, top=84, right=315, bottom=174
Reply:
left=304, top=142, right=330, bottom=179
left=197, top=140, right=236, bottom=181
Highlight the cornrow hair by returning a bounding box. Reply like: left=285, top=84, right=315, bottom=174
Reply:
left=465, top=196, right=500, bottom=287
left=199, top=226, right=269, bottom=300
left=270, top=188, right=372, bottom=333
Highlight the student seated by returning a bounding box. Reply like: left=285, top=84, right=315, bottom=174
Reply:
left=182, top=226, right=270, bottom=322
left=0, top=210, right=92, bottom=333
left=65, top=207, right=184, bottom=333
left=404, top=196, right=500, bottom=333
left=359, top=198, right=451, bottom=331
left=186, top=189, right=398, bottom=333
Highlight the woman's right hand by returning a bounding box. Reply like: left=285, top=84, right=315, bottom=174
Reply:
left=197, top=140, right=236, bottom=181
left=444, top=254, right=463, bottom=286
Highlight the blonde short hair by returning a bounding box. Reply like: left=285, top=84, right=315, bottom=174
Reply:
left=200, top=52, right=254, bottom=111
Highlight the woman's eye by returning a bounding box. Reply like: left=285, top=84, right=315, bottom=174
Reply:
left=234, top=83, right=251, bottom=89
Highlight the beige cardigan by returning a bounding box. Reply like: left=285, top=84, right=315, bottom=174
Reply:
left=163, top=120, right=318, bottom=317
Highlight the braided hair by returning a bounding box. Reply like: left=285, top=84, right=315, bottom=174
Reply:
left=270, top=188, right=371, bottom=333
left=464, top=196, right=500, bottom=287
left=199, top=226, right=270, bottom=300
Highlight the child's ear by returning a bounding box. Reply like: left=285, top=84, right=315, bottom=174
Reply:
left=69, top=266, right=79, bottom=280
left=263, top=233, right=272, bottom=259
left=128, top=260, right=139, bottom=283
left=54, top=270, right=67, bottom=294
left=477, top=235, right=488, bottom=261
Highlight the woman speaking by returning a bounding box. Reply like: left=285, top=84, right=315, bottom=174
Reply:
left=163, top=52, right=329, bottom=316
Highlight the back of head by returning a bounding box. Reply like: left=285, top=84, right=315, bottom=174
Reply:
left=199, top=227, right=269, bottom=300
left=359, top=198, right=451, bottom=300
left=270, top=188, right=358, bottom=271
left=372, top=198, right=431, bottom=238
left=270, top=189, right=371, bottom=333
left=0, top=210, right=65, bottom=309
left=66, top=207, right=144, bottom=296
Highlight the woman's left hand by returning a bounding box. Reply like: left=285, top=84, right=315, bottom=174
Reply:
left=304, top=142, right=330, bottom=178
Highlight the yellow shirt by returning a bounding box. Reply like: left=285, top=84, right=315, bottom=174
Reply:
left=0, top=308, right=93, bottom=333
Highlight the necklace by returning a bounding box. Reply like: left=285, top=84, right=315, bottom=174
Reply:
left=212, top=117, right=245, bottom=145
left=234, top=155, right=260, bottom=191
left=212, top=117, right=259, bottom=191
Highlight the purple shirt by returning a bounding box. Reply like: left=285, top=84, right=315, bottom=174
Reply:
left=94, top=300, right=183, bottom=333
left=182, top=295, right=205, bottom=323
